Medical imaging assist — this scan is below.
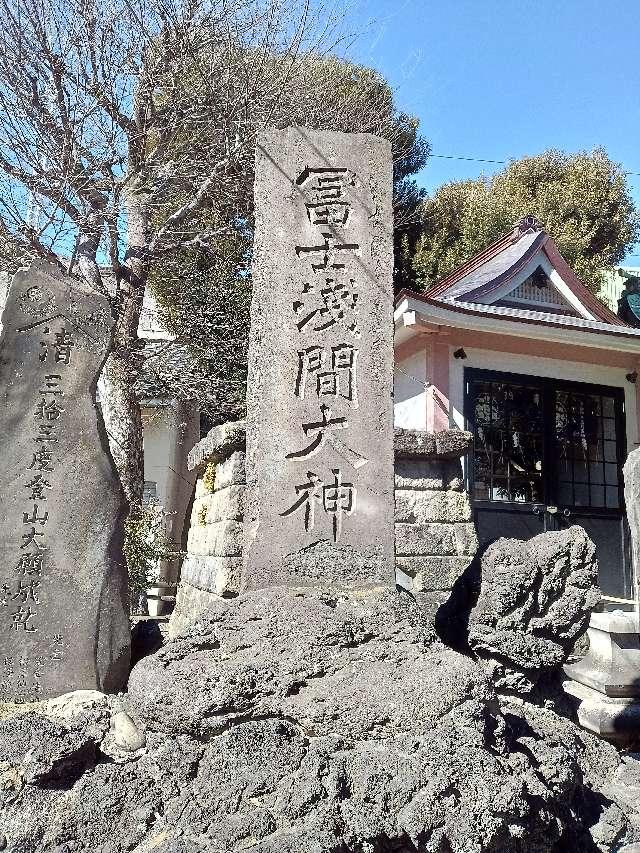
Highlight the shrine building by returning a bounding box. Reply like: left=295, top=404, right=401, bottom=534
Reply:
left=394, top=216, right=640, bottom=607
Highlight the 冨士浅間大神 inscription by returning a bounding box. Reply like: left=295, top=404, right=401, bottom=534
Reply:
left=244, top=128, right=395, bottom=590
left=0, top=262, right=130, bottom=702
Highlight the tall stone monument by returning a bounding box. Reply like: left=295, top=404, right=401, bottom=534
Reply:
left=0, top=261, right=130, bottom=702
left=244, top=127, right=394, bottom=589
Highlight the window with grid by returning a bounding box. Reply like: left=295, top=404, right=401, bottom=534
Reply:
left=555, top=390, right=621, bottom=509
left=471, top=379, right=544, bottom=504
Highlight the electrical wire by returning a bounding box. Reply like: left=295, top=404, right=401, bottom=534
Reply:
left=428, top=153, right=640, bottom=178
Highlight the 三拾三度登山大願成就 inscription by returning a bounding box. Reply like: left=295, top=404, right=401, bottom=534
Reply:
left=0, top=261, right=130, bottom=701
left=244, top=128, right=394, bottom=591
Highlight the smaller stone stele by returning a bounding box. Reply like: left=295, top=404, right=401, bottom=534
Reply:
left=0, top=261, right=130, bottom=702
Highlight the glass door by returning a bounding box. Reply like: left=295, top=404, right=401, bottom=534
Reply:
left=466, top=369, right=632, bottom=600
left=553, top=386, right=631, bottom=599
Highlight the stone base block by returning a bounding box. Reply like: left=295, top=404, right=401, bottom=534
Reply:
left=180, top=555, right=242, bottom=597
left=394, top=459, right=464, bottom=491
left=394, top=490, right=472, bottom=524
left=563, top=679, right=640, bottom=744
left=188, top=520, right=243, bottom=558
left=168, top=581, right=222, bottom=640
left=564, top=611, right=640, bottom=698
left=204, top=485, right=245, bottom=524
left=395, top=522, right=478, bottom=557
left=215, top=451, right=246, bottom=490
left=187, top=420, right=245, bottom=471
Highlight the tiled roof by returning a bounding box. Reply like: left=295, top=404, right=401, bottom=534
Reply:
left=435, top=231, right=544, bottom=300
left=411, top=217, right=625, bottom=328
left=435, top=296, right=640, bottom=339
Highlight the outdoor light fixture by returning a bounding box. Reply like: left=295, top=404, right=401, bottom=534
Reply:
left=453, top=347, right=467, bottom=360
left=626, top=371, right=638, bottom=384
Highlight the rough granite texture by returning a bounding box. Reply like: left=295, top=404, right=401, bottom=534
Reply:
left=467, top=526, right=600, bottom=693
left=244, top=127, right=395, bottom=590
left=187, top=420, right=246, bottom=472
left=394, top=427, right=473, bottom=460
left=0, top=584, right=638, bottom=852
left=0, top=261, right=129, bottom=699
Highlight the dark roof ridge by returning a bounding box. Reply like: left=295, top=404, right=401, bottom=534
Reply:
left=426, top=216, right=544, bottom=298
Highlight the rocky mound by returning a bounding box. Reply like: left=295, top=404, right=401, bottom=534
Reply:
left=0, top=530, right=638, bottom=852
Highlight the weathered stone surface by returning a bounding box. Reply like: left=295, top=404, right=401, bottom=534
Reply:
left=468, top=526, right=599, bottom=692
left=396, top=521, right=478, bottom=556
left=131, top=589, right=476, bottom=738
left=179, top=555, right=242, bottom=593
left=172, top=438, right=246, bottom=639
left=204, top=484, right=245, bottom=523
left=1, top=586, right=636, bottom=852
left=187, top=419, right=246, bottom=471
left=187, top=519, right=243, bottom=558
left=601, top=754, right=640, bottom=844
left=0, top=261, right=129, bottom=699
left=215, top=450, right=246, bottom=490
left=394, top=457, right=464, bottom=490
left=169, top=581, right=221, bottom=639
left=396, top=555, right=471, bottom=592
left=394, top=428, right=473, bottom=459
left=244, top=127, right=395, bottom=591
left=44, top=689, right=110, bottom=723
left=0, top=713, right=97, bottom=786
left=395, top=488, right=472, bottom=523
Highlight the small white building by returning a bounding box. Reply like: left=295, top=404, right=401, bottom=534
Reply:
left=134, top=292, right=200, bottom=603
left=394, top=217, right=640, bottom=609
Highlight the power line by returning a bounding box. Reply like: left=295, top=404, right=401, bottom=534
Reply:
left=429, top=153, right=640, bottom=178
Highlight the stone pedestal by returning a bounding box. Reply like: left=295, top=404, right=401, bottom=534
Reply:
left=563, top=678, right=640, bottom=742
left=564, top=610, right=640, bottom=743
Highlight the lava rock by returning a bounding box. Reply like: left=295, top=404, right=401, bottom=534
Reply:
left=468, top=526, right=599, bottom=692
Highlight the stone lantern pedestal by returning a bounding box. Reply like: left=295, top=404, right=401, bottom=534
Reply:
left=564, top=610, right=640, bottom=743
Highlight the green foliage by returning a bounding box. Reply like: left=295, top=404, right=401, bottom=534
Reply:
left=412, top=148, right=639, bottom=295
left=148, top=53, right=429, bottom=423
left=148, top=234, right=251, bottom=426
left=123, top=504, right=177, bottom=612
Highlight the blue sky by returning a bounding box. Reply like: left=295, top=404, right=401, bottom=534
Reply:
left=346, top=0, right=640, bottom=264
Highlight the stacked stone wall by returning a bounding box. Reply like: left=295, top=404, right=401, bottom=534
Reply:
left=169, top=424, right=245, bottom=638
left=170, top=424, right=478, bottom=637
left=394, top=428, right=477, bottom=601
